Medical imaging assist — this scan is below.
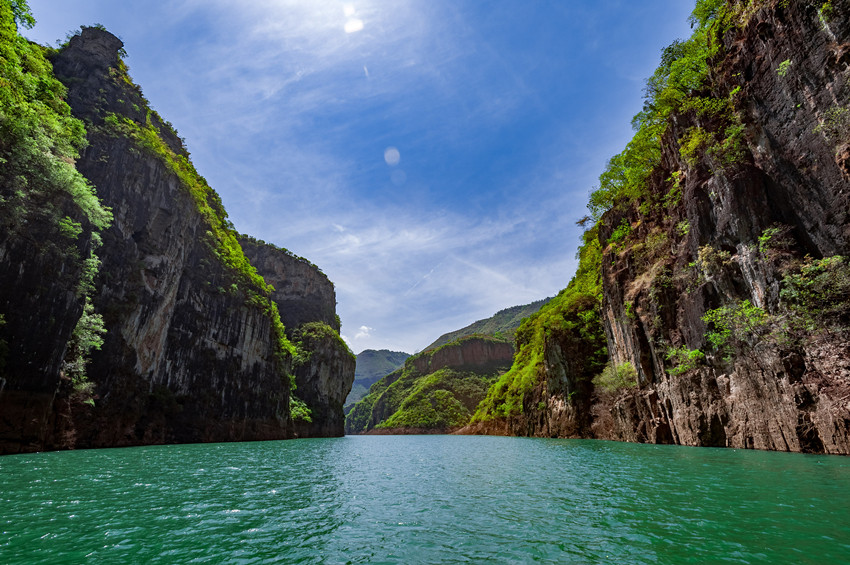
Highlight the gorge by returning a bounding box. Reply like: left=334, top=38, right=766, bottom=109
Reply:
left=2, top=0, right=850, bottom=457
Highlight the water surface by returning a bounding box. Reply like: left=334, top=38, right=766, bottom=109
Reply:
left=2, top=436, right=849, bottom=563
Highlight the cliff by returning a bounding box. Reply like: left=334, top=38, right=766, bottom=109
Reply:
left=346, top=335, right=513, bottom=434
left=240, top=236, right=355, bottom=437
left=600, top=0, right=850, bottom=453
left=0, top=20, right=352, bottom=452
left=468, top=0, right=850, bottom=454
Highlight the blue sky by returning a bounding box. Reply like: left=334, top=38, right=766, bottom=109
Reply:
left=25, top=1, right=694, bottom=354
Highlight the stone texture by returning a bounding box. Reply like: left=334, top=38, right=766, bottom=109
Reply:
left=240, top=237, right=355, bottom=438
left=597, top=0, right=850, bottom=454
left=0, top=27, right=351, bottom=452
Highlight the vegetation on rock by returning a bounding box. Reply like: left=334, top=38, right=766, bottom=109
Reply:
left=0, top=1, right=112, bottom=392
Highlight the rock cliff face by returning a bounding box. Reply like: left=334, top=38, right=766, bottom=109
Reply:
left=466, top=0, right=850, bottom=455
left=0, top=190, right=94, bottom=452
left=600, top=0, right=850, bottom=453
left=240, top=237, right=355, bottom=437
left=411, top=338, right=514, bottom=376
left=0, top=26, right=352, bottom=452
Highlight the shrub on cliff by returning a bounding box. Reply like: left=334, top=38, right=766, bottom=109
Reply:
left=0, top=0, right=112, bottom=388
left=472, top=226, right=607, bottom=422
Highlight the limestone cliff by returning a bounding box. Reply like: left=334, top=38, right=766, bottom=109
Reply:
left=600, top=0, right=850, bottom=453
left=0, top=24, right=351, bottom=452
left=468, top=0, right=850, bottom=454
left=240, top=236, right=355, bottom=437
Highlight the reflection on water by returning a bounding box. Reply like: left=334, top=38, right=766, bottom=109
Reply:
left=2, top=436, right=849, bottom=563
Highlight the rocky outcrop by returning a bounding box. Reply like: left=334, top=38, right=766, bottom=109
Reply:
left=464, top=1, right=850, bottom=455
left=0, top=192, right=95, bottom=452
left=598, top=1, right=850, bottom=454
left=0, top=26, right=351, bottom=452
left=239, top=237, right=339, bottom=332
left=290, top=324, right=355, bottom=437
left=411, top=336, right=514, bottom=375
left=240, top=237, right=355, bottom=437
left=41, top=28, right=294, bottom=448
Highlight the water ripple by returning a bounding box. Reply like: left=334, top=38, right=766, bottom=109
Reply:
left=2, top=437, right=850, bottom=563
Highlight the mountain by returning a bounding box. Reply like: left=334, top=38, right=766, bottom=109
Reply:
left=466, top=0, right=850, bottom=454
left=423, top=298, right=551, bottom=351
left=0, top=19, right=353, bottom=453
left=344, top=297, right=553, bottom=432
left=345, top=349, right=410, bottom=410
left=345, top=335, right=514, bottom=434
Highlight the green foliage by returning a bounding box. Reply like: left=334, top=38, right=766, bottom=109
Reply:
left=292, top=321, right=353, bottom=372
left=346, top=344, right=501, bottom=432
left=290, top=396, right=312, bottom=423
left=776, top=59, right=792, bottom=78
left=1, top=3, right=112, bottom=386
left=607, top=219, right=633, bottom=245
left=473, top=226, right=607, bottom=422
left=0, top=6, right=112, bottom=233
left=62, top=297, right=106, bottom=405
left=676, top=219, right=691, bottom=237
left=758, top=226, right=782, bottom=255
left=587, top=1, right=752, bottom=221
left=814, top=106, right=849, bottom=144
left=9, top=0, right=33, bottom=29
left=58, top=216, right=83, bottom=239
left=665, top=346, right=705, bottom=376
left=377, top=369, right=494, bottom=430
left=780, top=256, right=850, bottom=333
left=588, top=123, right=662, bottom=220
left=696, top=245, right=732, bottom=277
left=592, top=361, right=637, bottom=392
left=679, top=127, right=713, bottom=167
left=664, top=172, right=683, bottom=208
left=702, top=300, right=769, bottom=357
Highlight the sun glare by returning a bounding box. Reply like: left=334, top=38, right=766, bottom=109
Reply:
left=343, top=3, right=363, bottom=33
left=344, top=18, right=364, bottom=34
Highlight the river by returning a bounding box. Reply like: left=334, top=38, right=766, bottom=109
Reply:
left=2, top=436, right=849, bottom=563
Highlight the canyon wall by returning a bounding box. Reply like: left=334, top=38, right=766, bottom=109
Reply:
left=240, top=237, right=355, bottom=437
left=0, top=25, right=352, bottom=452
left=600, top=0, right=850, bottom=453
left=467, top=0, right=850, bottom=454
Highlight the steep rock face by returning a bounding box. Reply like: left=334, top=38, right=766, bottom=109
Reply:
left=240, top=237, right=355, bottom=437
left=411, top=337, right=514, bottom=375
left=290, top=326, right=355, bottom=437
left=238, top=237, right=339, bottom=331
left=0, top=196, right=94, bottom=452
left=0, top=13, right=112, bottom=453
left=38, top=28, right=296, bottom=448
left=600, top=1, right=850, bottom=454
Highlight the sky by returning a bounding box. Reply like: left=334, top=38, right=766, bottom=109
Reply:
left=25, top=0, right=695, bottom=354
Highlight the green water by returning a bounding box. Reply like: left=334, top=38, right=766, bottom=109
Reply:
left=1, top=436, right=849, bottom=564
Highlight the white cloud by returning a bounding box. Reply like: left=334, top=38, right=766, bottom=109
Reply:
left=354, top=326, right=374, bottom=340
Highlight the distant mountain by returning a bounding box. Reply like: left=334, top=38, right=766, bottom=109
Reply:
left=345, top=335, right=514, bottom=434
left=344, top=349, right=410, bottom=411
left=423, top=298, right=552, bottom=351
